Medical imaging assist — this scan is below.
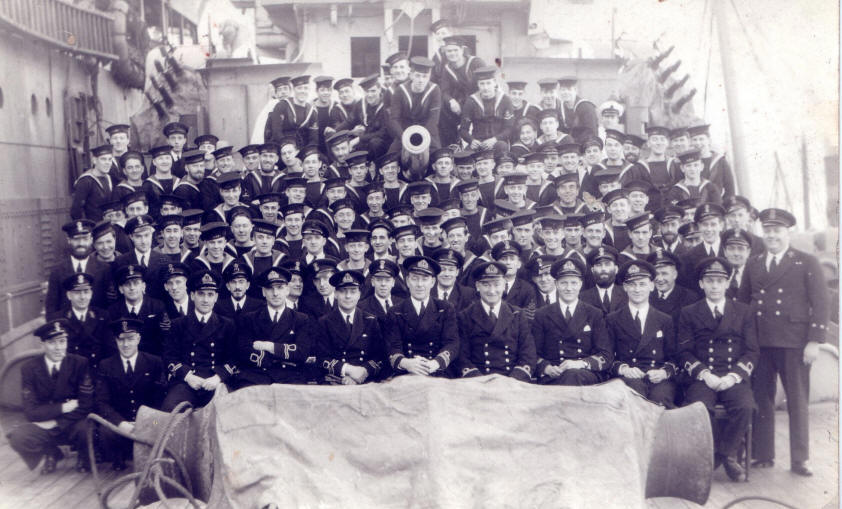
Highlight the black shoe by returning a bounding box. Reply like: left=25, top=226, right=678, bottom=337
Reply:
left=724, top=456, right=746, bottom=482
left=791, top=461, right=813, bottom=477
left=41, top=455, right=57, bottom=475
left=713, top=453, right=724, bottom=470
left=751, top=459, right=774, bottom=468
left=112, top=459, right=127, bottom=472
left=75, top=457, right=91, bottom=473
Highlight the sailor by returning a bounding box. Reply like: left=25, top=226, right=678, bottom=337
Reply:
left=46, top=219, right=110, bottom=314
left=71, top=144, right=113, bottom=221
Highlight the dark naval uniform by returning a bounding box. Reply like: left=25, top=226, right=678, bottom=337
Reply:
left=606, top=305, right=678, bottom=407
left=457, top=300, right=536, bottom=381
left=650, top=285, right=701, bottom=327
left=387, top=80, right=442, bottom=152
left=677, top=297, right=758, bottom=462
left=106, top=296, right=168, bottom=357
left=458, top=90, right=515, bottom=153
left=162, top=311, right=237, bottom=411
left=70, top=172, right=112, bottom=221
left=384, top=297, right=460, bottom=378
left=580, top=284, right=628, bottom=316
left=45, top=255, right=110, bottom=315
left=739, top=210, right=828, bottom=469
left=53, top=306, right=109, bottom=369
left=265, top=97, right=319, bottom=148
left=532, top=300, right=612, bottom=385
left=315, top=307, right=385, bottom=384
left=233, top=305, right=315, bottom=387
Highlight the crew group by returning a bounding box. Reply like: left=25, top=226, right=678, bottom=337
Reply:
left=9, top=19, right=828, bottom=486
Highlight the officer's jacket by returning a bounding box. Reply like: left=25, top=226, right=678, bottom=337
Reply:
left=503, top=277, right=537, bottom=318
left=21, top=354, right=93, bottom=430
left=456, top=301, right=536, bottom=381
left=52, top=306, right=109, bottom=368
left=739, top=248, right=829, bottom=347
left=532, top=301, right=613, bottom=376
left=214, top=294, right=263, bottom=320
left=315, top=307, right=384, bottom=380
left=46, top=255, right=110, bottom=315
left=107, top=297, right=168, bottom=356
left=606, top=305, right=677, bottom=376
left=384, top=297, right=459, bottom=375
left=580, top=284, right=629, bottom=316
left=235, top=306, right=314, bottom=383
left=650, top=285, right=701, bottom=327
left=95, top=352, right=165, bottom=424
left=163, top=312, right=237, bottom=381
left=676, top=299, right=758, bottom=381
left=432, top=283, right=476, bottom=312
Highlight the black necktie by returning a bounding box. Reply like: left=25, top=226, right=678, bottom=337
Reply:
left=769, top=257, right=778, bottom=272
left=419, top=302, right=426, bottom=317
left=634, top=311, right=642, bottom=333
left=659, top=291, right=666, bottom=300
left=602, top=291, right=610, bottom=311
left=564, top=306, right=572, bottom=321
left=345, top=313, right=351, bottom=328
left=50, top=365, right=58, bottom=380
left=126, top=360, right=133, bottom=377
left=75, top=262, right=83, bottom=274
left=442, top=290, right=449, bottom=301
left=714, top=306, right=723, bottom=322
left=489, top=310, right=498, bottom=325
left=129, top=306, right=138, bottom=318
left=140, top=255, right=147, bottom=268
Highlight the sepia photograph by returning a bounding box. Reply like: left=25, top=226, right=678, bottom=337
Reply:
left=0, top=0, right=837, bottom=507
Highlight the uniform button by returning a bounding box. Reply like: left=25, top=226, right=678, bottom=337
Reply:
left=775, top=311, right=780, bottom=316
left=709, top=340, right=713, bottom=344
left=708, top=357, right=714, bottom=362
left=211, top=353, right=215, bottom=357
left=484, top=352, right=489, bottom=356
left=505, top=358, right=510, bottom=363
left=131, top=400, right=135, bottom=404
left=408, top=343, right=413, bottom=347
left=760, top=289, right=765, bottom=294
left=727, top=339, right=732, bottom=343
left=578, top=349, right=583, bottom=353
left=758, top=300, right=763, bottom=305
left=652, top=349, right=656, bottom=354
left=408, top=351, right=413, bottom=355
left=778, top=288, right=783, bottom=293
left=485, top=368, right=491, bottom=373
left=709, top=365, right=714, bottom=369
left=505, top=366, right=511, bottom=371
left=629, top=349, right=633, bottom=354
left=191, top=362, right=195, bottom=367
left=429, top=342, right=434, bottom=346
left=728, top=347, right=733, bottom=352
left=484, top=344, right=489, bottom=347
left=577, top=339, right=582, bottom=344
left=210, top=343, right=214, bottom=347
left=342, top=358, right=346, bottom=362
left=728, top=364, right=732, bottom=369
left=190, top=352, right=195, bottom=356
left=559, top=351, right=564, bottom=355
left=776, top=299, right=782, bottom=304
left=757, top=311, right=762, bottom=316
left=709, top=348, right=714, bottom=353
left=129, top=390, right=134, bottom=394
left=727, top=357, right=732, bottom=362
left=359, top=357, right=364, bottom=361
left=632, top=358, right=637, bottom=363
left=361, top=350, right=365, bottom=355
left=485, top=360, right=491, bottom=365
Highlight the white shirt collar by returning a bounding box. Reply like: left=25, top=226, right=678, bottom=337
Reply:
left=341, top=308, right=355, bottom=324
left=599, top=285, right=614, bottom=298
left=175, top=298, right=189, bottom=312
left=126, top=299, right=143, bottom=314
left=411, top=297, right=429, bottom=315
left=703, top=239, right=720, bottom=255
left=706, top=299, right=726, bottom=316
left=73, top=257, right=89, bottom=271
left=375, top=294, right=392, bottom=307
left=766, top=249, right=786, bottom=268
left=195, top=310, right=211, bottom=322
left=73, top=308, right=88, bottom=321
left=658, top=286, right=674, bottom=299
left=121, top=352, right=139, bottom=371
left=481, top=300, right=502, bottom=317
left=45, top=357, right=61, bottom=373
left=628, top=302, right=650, bottom=332
left=267, top=304, right=286, bottom=320
left=134, top=248, right=150, bottom=263
left=559, top=299, right=578, bottom=316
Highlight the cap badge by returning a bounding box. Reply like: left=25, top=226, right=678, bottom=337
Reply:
left=563, top=261, right=575, bottom=271
left=486, top=265, right=500, bottom=275
left=710, top=262, right=725, bottom=272
left=76, top=274, right=85, bottom=284
left=268, top=270, right=279, bottom=280
left=628, top=265, right=640, bottom=274
left=77, top=221, right=84, bottom=231
left=168, top=263, right=174, bottom=272
left=53, top=322, right=62, bottom=333
left=417, top=260, right=429, bottom=271
left=342, top=273, right=355, bottom=284
left=121, top=320, right=130, bottom=333
left=202, top=273, right=214, bottom=285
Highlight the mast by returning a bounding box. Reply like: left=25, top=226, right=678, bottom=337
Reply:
left=713, top=0, right=750, bottom=199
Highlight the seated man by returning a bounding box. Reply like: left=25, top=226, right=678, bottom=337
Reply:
left=532, top=258, right=612, bottom=385
left=315, top=270, right=385, bottom=385
left=677, top=257, right=758, bottom=482
left=456, top=261, right=536, bottom=381
left=7, top=319, right=93, bottom=473
left=162, top=270, right=237, bottom=411
left=384, top=256, right=460, bottom=378
left=95, top=318, right=165, bottom=471
left=232, top=267, right=314, bottom=389
left=606, top=260, right=678, bottom=407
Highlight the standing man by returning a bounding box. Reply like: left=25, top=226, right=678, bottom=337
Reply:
left=741, top=209, right=828, bottom=476
left=606, top=260, right=678, bottom=407
left=532, top=258, right=612, bottom=385
left=46, top=220, right=109, bottom=314
left=106, top=124, right=132, bottom=182
left=71, top=144, right=113, bottom=221
left=387, top=57, right=442, bottom=153
left=439, top=36, right=485, bottom=147
left=557, top=76, right=598, bottom=142
left=7, top=319, right=93, bottom=473
left=677, top=257, right=758, bottom=482
left=456, top=261, right=536, bottom=381
left=688, top=124, right=736, bottom=198
left=384, top=256, right=460, bottom=378
left=459, top=66, right=514, bottom=155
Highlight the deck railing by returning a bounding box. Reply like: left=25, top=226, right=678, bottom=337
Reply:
left=0, top=0, right=117, bottom=59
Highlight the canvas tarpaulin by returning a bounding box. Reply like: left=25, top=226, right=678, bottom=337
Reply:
left=134, top=376, right=710, bottom=508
